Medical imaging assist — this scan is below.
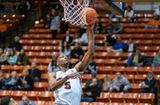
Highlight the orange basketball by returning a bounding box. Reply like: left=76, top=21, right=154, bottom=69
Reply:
left=86, top=7, right=98, bottom=25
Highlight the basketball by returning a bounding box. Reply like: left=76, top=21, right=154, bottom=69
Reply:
left=86, top=7, right=98, bottom=25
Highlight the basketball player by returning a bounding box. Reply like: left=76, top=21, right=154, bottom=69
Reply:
left=48, top=24, right=95, bottom=105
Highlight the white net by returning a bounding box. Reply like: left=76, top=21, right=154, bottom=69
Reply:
left=59, top=0, right=90, bottom=25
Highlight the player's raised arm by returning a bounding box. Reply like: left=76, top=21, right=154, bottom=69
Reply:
left=75, top=25, right=95, bottom=71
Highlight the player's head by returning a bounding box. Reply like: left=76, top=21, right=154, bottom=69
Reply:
left=57, top=54, right=69, bottom=69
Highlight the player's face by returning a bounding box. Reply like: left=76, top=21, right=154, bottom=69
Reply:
left=57, top=55, right=69, bottom=68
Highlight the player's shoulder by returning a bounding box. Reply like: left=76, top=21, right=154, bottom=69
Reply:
left=56, top=71, right=65, bottom=79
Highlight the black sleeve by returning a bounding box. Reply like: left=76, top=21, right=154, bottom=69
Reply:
left=80, top=48, right=84, bottom=55
left=0, top=79, right=5, bottom=88
left=17, top=77, right=22, bottom=86
left=26, top=76, right=34, bottom=87
left=37, top=69, right=41, bottom=79
left=149, top=78, right=158, bottom=89
left=97, top=80, right=103, bottom=93
left=133, top=44, right=137, bottom=52
left=70, top=49, right=75, bottom=58
left=84, top=80, right=92, bottom=91
left=28, top=69, right=31, bottom=74
left=93, top=62, right=96, bottom=70
left=62, top=36, right=65, bottom=43
left=124, top=44, right=129, bottom=52
left=69, top=36, right=73, bottom=43
left=140, top=55, right=145, bottom=63
left=92, top=86, right=101, bottom=97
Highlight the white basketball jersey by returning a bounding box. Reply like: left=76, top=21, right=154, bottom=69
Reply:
left=54, top=68, right=82, bottom=105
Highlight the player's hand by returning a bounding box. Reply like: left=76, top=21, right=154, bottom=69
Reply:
left=67, top=72, right=81, bottom=79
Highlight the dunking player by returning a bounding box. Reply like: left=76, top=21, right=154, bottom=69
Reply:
left=48, top=24, right=95, bottom=105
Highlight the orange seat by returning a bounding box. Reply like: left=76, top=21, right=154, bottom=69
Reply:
left=125, top=67, right=138, bottom=75
left=94, top=52, right=107, bottom=59
left=1, top=65, right=12, bottom=73
left=96, top=46, right=108, bottom=52
left=39, top=65, right=48, bottom=73
left=29, top=58, right=51, bottom=65
left=94, top=59, right=104, bottom=66
left=12, top=65, right=24, bottom=73
left=22, top=34, right=52, bottom=39
left=123, top=93, right=138, bottom=103
left=96, top=92, right=110, bottom=102
left=104, top=59, right=116, bottom=66
left=112, top=66, right=125, bottom=74
left=131, top=83, right=140, bottom=92
left=138, top=67, right=151, bottom=74
left=144, top=52, right=156, bottom=58
left=41, top=73, right=48, bottom=82
left=134, top=74, right=147, bottom=83
left=98, top=66, right=112, bottom=74
left=80, top=102, right=90, bottom=105
left=34, top=82, right=48, bottom=91
left=0, top=90, right=12, bottom=97
left=11, top=91, right=25, bottom=100
left=37, top=91, right=54, bottom=101
left=106, top=52, right=120, bottom=59
left=96, top=74, right=106, bottom=80
left=24, top=91, right=39, bottom=100
left=81, top=74, right=92, bottom=82
left=91, top=102, right=105, bottom=105
left=124, top=74, right=134, bottom=83
left=109, top=92, right=124, bottom=103
left=47, top=101, right=55, bottom=105
left=138, top=93, right=154, bottom=105
left=135, top=103, right=151, bottom=105
left=29, top=28, right=51, bottom=33
left=34, top=101, right=47, bottom=105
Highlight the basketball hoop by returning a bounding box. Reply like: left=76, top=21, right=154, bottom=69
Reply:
left=59, top=0, right=90, bottom=25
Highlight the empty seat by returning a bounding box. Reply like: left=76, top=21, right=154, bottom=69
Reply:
left=34, top=82, right=48, bottom=91
left=37, top=91, right=54, bottom=101
left=138, top=93, right=154, bottom=105
left=123, top=93, right=138, bottom=103
left=0, top=90, right=12, bottom=97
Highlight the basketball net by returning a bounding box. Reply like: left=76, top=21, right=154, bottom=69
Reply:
left=59, top=0, right=90, bottom=25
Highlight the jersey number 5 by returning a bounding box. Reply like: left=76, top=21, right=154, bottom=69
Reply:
left=64, top=81, right=71, bottom=89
